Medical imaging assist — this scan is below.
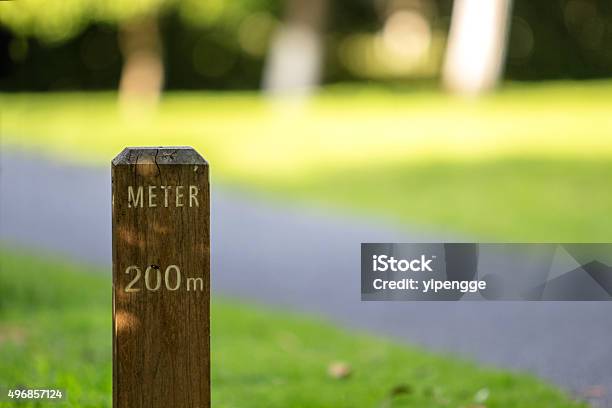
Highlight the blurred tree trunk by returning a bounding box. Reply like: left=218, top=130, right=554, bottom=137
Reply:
left=118, top=16, right=164, bottom=113
left=442, top=0, right=513, bottom=95
left=262, top=0, right=328, bottom=95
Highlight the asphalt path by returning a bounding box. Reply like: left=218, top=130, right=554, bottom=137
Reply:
left=1, top=148, right=610, bottom=405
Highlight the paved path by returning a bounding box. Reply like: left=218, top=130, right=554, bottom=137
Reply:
left=1, top=149, right=611, bottom=405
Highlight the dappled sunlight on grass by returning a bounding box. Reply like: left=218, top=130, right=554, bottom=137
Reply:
left=2, top=82, right=612, bottom=240
left=2, top=82, right=612, bottom=183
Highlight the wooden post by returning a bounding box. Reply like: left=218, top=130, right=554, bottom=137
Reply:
left=111, top=147, right=210, bottom=408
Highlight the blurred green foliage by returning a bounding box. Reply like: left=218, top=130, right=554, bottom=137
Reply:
left=0, top=247, right=586, bottom=407
left=0, top=0, right=279, bottom=44
left=1, top=0, right=612, bottom=89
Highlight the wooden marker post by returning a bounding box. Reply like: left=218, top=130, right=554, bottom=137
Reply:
left=112, top=147, right=210, bottom=408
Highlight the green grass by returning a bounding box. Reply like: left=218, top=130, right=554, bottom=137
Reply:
left=257, top=157, right=612, bottom=241
left=0, top=247, right=585, bottom=407
left=2, top=82, right=612, bottom=240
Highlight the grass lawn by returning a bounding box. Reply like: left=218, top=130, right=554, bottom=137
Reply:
left=0, top=247, right=586, bottom=407
left=2, top=82, right=612, bottom=240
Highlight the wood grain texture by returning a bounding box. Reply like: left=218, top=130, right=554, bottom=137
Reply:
left=112, top=147, right=210, bottom=408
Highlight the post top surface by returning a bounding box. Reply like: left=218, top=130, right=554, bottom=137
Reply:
left=112, top=147, right=208, bottom=166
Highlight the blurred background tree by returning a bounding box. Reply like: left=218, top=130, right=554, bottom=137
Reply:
left=1, top=0, right=611, bottom=95
left=263, top=0, right=328, bottom=94
left=442, top=0, right=513, bottom=94
left=0, top=0, right=281, bottom=101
